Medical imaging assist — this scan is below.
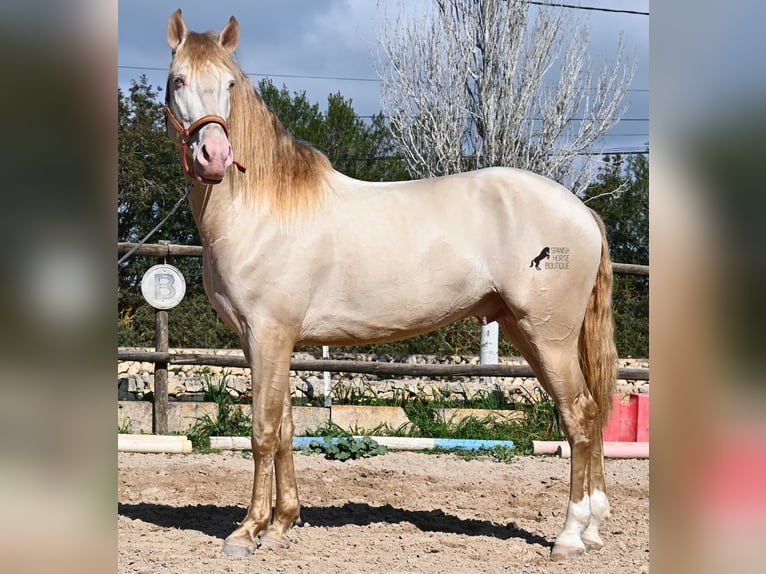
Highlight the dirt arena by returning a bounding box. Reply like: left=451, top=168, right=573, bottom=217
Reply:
left=118, top=450, right=649, bottom=573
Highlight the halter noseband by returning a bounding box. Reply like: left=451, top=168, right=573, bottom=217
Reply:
left=164, top=105, right=246, bottom=183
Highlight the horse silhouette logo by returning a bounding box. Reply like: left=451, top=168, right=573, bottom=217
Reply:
left=530, top=247, right=550, bottom=270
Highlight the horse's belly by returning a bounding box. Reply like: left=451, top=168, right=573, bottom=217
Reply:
left=296, top=280, right=505, bottom=346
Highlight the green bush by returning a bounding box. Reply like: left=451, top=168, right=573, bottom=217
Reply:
left=301, top=436, right=388, bottom=461
left=186, top=372, right=252, bottom=450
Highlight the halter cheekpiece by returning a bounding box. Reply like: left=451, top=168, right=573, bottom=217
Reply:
left=164, top=105, right=246, bottom=182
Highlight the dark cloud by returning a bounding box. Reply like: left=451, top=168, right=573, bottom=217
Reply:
left=119, top=0, right=648, bottom=129
left=119, top=1, right=382, bottom=115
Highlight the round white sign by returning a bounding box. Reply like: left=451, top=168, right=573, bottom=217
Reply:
left=140, top=264, right=186, bottom=309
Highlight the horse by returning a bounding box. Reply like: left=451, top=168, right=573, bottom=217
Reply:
left=163, top=10, right=617, bottom=561
left=530, top=246, right=551, bottom=270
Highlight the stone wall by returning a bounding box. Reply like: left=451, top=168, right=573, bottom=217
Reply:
left=118, top=348, right=649, bottom=403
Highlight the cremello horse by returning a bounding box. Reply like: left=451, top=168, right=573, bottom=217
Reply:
left=164, top=10, right=617, bottom=561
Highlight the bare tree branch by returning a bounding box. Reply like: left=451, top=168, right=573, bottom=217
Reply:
left=375, top=0, right=636, bottom=195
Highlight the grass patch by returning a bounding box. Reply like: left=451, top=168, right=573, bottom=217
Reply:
left=186, top=371, right=252, bottom=450
left=448, top=444, right=516, bottom=463
left=393, top=386, right=560, bottom=453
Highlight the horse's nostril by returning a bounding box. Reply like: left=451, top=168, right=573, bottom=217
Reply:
left=201, top=144, right=211, bottom=162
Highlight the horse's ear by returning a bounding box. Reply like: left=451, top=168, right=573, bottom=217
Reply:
left=219, top=16, right=239, bottom=54
left=167, top=9, right=187, bottom=52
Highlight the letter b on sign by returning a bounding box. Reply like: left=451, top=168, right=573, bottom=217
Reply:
left=141, top=264, right=186, bottom=309
left=155, top=272, right=176, bottom=300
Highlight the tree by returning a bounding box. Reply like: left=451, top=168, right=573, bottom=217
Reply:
left=376, top=0, right=635, bottom=362
left=377, top=0, right=635, bottom=192
left=258, top=79, right=409, bottom=182
left=582, top=154, right=649, bottom=357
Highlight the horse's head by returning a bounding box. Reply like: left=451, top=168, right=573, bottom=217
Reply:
left=165, top=9, right=242, bottom=184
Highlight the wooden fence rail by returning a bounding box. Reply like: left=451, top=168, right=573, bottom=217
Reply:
left=117, top=349, right=649, bottom=381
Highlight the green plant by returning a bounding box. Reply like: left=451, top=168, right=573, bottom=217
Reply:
left=328, top=379, right=389, bottom=406
left=118, top=417, right=132, bottom=434
left=301, top=421, right=351, bottom=438
left=187, top=371, right=252, bottom=450
left=301, top=436, right=388, bottom=461
left=390, top=385, right=560, bottom=453
left=450, top=444, right=516, bottom=464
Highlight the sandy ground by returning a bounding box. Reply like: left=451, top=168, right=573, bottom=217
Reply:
left=118, top=450, right=648, bottom=573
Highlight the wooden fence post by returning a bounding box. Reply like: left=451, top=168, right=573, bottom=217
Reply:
left=153, top=307, right=169, bottom=435
left=153, top=246, right=171, bottom=435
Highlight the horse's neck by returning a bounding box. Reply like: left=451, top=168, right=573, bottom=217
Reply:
left=187, top=181, right=250, bottom=246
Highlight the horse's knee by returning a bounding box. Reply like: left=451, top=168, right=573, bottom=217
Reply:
left=251, top=431, right=280, bottom=459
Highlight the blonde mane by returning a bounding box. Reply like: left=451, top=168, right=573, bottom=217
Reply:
left=178, top=32, right=333, bottom=218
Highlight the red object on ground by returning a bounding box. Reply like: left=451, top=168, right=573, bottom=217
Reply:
left=636, top=393, right=650, bottom=442
left=602, top=393, right=649, bottom=442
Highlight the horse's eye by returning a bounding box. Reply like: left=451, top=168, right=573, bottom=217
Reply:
left=228, top=80, right=235, bottom=90
left=174, top=76, right=185, bottom=89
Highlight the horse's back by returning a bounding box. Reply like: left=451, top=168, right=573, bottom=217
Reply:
left=332, top=166, right=600, bottom=278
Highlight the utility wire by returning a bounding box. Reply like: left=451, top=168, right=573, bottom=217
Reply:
left=118, top=65, right=381, bottom=84
left=117, top=186, right=189, bottom=265
left=528, top=2, right=649, bottom=15
left=118, top=65, right=649, bottom=94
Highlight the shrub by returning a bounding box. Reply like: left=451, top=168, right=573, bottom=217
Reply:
left=301, top=436, right=388, bottom=461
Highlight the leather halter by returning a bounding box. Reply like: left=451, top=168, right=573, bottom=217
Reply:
left=164, top=105, right=246, bottom=183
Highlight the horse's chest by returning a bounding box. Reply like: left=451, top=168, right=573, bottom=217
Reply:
left=201, top=259, right=243, bottom=335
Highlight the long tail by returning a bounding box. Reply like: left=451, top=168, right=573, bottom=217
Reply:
left=578, top=210, right=618, bottom=427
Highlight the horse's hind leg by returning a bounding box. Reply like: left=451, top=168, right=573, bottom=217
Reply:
left=539, top=348, right=599, bottom=560
left=581, top=423, right=609, bottom=551
left=499, top=317, right=598, bottom=560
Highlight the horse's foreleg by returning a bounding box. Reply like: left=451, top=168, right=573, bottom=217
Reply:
left=260, top=386, right=301, bottom=547
left=221, top=326, right=294, bottom=557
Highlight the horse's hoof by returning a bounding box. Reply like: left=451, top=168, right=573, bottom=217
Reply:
left=221, top=542, right=254, bottom=557
left=260, top=529, right=290, bottom=549
left=222, top=534, right=258, bottom=557
left=550, top=543, right=585, bottom=561
left=583, top=536, right=604, bottom=551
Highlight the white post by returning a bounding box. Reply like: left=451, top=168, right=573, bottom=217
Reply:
left=479, top=321, right=498, bottom=385
left=322, top=345, right=332, bottom=406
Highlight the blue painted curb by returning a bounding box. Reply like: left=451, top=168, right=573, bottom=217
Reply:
left=292, top=436, right=513, bottom=451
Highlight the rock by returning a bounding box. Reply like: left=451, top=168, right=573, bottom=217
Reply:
left=118, top=377, right=133, bottom=400
left=184, top=378, right=205, bottom=393
left=226, top=377, right=249, bottom=394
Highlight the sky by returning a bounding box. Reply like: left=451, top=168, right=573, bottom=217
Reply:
left=118, top=0, right=649, bottom=155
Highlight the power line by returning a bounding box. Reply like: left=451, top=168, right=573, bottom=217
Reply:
left=118, top=65, right=649, bottom=93
left=333, top=148, right=649, bottom=163
left=118, top=65, right=380, bottom=84
left=528, top=2, right=649, bottom=16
